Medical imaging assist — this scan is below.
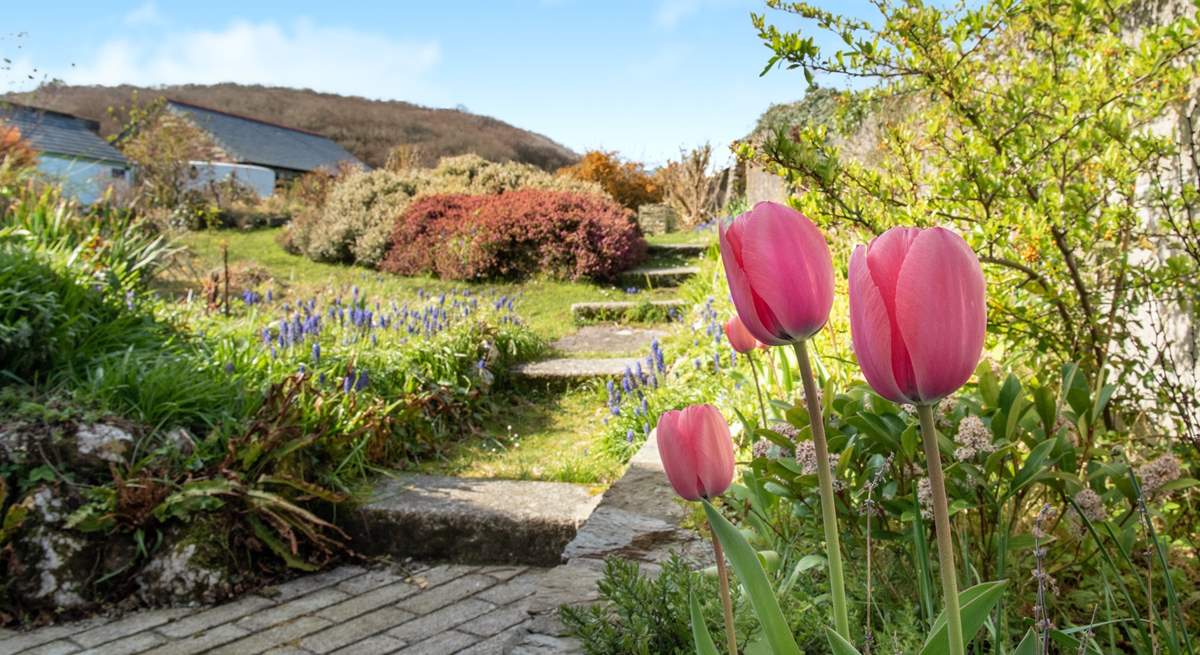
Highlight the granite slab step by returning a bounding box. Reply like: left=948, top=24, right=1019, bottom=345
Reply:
left=647, top=242, right=710, bottom=257
left=343, top=474, right=602, bottom=566
left=619, top=266, right=699, bottom=287
left=513, top=357, right=644, bottom=380
left=570, top=299, right=685, bottom=322
left=551, top=326, right=668, bottom=356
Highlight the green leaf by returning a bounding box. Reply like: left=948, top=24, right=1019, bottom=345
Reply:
left=1005, top=438, right=1057, bottom=499
left=1012, top=629, right=1038, bottom=655
left=1061, top=363, right=1091, bottom=418
left=702, top=500, right=802, bottom=655
left=1155, top=478, right=1198, bottom=493
left=826, top=627, right=864, bottom=655
left=248, top=515, right=318, bottom=572
left=977, top=361, right=1000, bottom=408
left=689, top=590, right=720, bottom=655
left=918, top=580, right=1008, bottom=655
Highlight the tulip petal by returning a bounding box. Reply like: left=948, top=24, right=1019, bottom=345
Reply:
left=865, top=227, right=921, bottom=396
left=739, top=203, right=834, bottom=341
left=683, top=404, right=734, bottom=498
left=657, top=409, right=702, bottom=500
left=849, top=245, right=908, bottom=403
left=894, top=228, right=986, bottom=402
left=721, top=216, right=786, bottom=345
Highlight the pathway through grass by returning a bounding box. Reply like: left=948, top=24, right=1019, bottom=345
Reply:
left=174, top=227, right=703, bottom=484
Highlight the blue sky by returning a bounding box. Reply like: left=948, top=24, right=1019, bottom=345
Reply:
left=2, top=1, right=874, bottom=165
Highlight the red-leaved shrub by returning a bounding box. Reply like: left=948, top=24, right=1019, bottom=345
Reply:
left=381, top=190, right=646, bottom=281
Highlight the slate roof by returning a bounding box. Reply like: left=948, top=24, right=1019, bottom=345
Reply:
left=0, top=103, right=128, bottom=164
left=167, top=100, right=363, bottom=173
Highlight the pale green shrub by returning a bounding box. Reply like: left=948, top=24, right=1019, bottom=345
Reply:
left=291, top=154, right=606, bottom=267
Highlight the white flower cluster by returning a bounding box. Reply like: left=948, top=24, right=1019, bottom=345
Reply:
left=1073, top=489, right=1106, bottom=522
left=953, top=415, right=996, bottom=462
left=917, top=477, right=933, bottom=519
left=1137, top=454, right=1182, bottom=499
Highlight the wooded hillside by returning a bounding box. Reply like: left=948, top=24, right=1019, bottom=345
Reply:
left=4, top=82, right=579, bottom=170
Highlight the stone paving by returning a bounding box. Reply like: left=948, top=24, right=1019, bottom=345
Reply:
left=0, top=562, right=548, bottom=655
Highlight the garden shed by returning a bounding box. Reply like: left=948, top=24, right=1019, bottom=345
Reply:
left=0, top=102, right=130, bottom=204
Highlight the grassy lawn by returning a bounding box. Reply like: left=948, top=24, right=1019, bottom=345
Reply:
left=416, top=383, right=623, bottom=484
left=178, top=227, right=680, bottom=342
left=644, top=228, right=717, bottom=246
left=172, top=227, right=679, bottom=484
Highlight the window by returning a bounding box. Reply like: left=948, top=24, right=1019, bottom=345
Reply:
left=111, top=167, right=126, bottom=179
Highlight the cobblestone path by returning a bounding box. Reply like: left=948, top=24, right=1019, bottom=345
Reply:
left=0, top=563, right=554, bottom=655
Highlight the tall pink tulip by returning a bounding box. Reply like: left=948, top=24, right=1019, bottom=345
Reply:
left=657, top=403, right=739, bottom=653
left=656, top=404, right=735, bottom=501
left=848, top=226, right=986, bottom=404
left=719, top=201, right=834, bottom=345
left=849, top=225, right=986, bottom=655
left=724, top=316, right=762, bottom=354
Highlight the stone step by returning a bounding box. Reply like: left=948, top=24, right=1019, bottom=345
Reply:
left=513, top=357, right=644, bottom=381
left=512, top=432, right=703, bottom=652
left=343, top=474, right=602, bottom=567
left=551, top=326, right=668, bottom=356
left=570, top=299, right=685, bottom=322
left=647, top=242, right=710, bottom=257
left=619, top=266, right=700, bottom=287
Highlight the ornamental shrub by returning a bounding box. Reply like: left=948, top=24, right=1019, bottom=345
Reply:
left=381, top=190, right=646, bottom=281
left=557, top=150, right=662, bottom=211
left=283, top=154, right=604, bottom=268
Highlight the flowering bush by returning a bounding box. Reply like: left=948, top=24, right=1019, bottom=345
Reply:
left=381, top=190, right=646, bottom=281
left=282, top=154, right=605, bottom=268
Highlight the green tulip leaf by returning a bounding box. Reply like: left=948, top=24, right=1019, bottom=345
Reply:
left=689, top=590, right=720, bottom=655
left=702, top=500, right=802, bottom=655
left=918, top=580, right=1008, bottom=655
left=826, top=627, right=865, bottom=655
left=1012, top=629, right=1038, bottom=655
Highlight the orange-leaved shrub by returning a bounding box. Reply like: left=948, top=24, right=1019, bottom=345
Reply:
left=381, top=190, right=646, bottom=281
left=558, top=150, right=662, bottom=211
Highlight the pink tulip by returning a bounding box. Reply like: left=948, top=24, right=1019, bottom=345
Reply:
left=657, top=404, right=735, bottom=501
left=719, top=201, right=834, bottom=345
left=723, top=316, right=761, bottom=354
left=848, top=226, right=986, bottom=404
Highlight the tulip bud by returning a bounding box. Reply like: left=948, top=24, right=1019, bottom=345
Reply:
left=719, top=201, right=834, bottom=345
left=656, top=404, right=735, bottom=501
left=723, top=315, right=761, bottom=354
left=848, top=226, right=986, bottom=404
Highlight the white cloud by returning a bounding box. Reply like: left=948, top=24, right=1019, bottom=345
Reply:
left=65, top=19, right=443, bottom=103
left=655, top=0, right=747, bottom=29
left=124, top=2, right=163, bottom=27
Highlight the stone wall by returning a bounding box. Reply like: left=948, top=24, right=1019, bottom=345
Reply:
left=745, top=162, right=788, bottom=206
left=636, top=203, right=679, bottom=235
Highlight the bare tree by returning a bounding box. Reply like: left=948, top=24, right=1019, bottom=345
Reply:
left=660, top=143, right=718, bottom=227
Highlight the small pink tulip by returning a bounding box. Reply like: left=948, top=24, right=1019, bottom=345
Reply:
left=657, top=404, right=735, bottom=501
left=719, top=201, right=834, bottom=345
left=848, top=226, right=986, bottom=404
left=723, top=316, right=761, bottom=354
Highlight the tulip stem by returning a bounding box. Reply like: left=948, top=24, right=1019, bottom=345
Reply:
left=793, top=340, right=850, bottom=640
left=747, top=354, right=770, bottom=430
left=709, top=525, right=739, bottom=655
left=917, top=403, right=964, bottom=655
